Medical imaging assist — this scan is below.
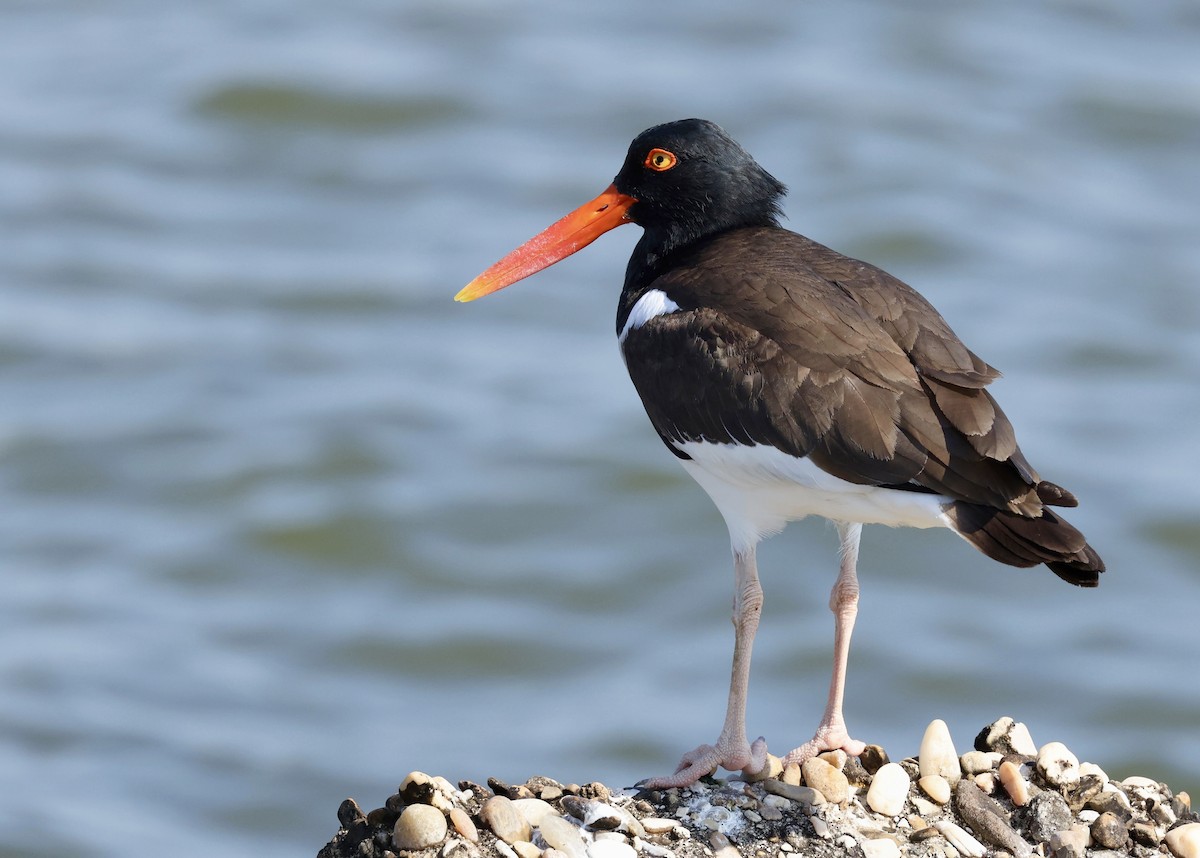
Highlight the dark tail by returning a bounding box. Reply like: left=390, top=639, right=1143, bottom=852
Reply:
left=945, top=496, right=1105, bottom=587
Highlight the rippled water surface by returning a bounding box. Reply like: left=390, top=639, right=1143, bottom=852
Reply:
left=2, top=2, right=1198, bottom=856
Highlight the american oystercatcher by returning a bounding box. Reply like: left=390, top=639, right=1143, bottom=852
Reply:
left=456, top=119, right=1104, bottom=789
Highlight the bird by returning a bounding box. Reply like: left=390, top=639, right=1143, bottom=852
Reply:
left=455, top=118, right=1104, bottom=790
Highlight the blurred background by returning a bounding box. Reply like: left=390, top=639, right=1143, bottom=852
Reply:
left=1, top=1, right=1198, bottom=856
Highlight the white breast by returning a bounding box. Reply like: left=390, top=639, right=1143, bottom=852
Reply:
left=674, top=440, right=953, bottom=554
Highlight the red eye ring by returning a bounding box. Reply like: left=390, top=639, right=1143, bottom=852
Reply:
left=644, top=148, right=678, bottom=172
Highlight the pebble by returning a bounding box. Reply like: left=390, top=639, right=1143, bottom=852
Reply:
left=512, top=841, right=541, bottom=858
left=393, top=804, right=448, bottom=851
left=1038, top=742, right=1081, bottom=788
left=1166, top=823, right=1200, bottom=858
left=762, top=779, right=825, bottom=805
left=634, top=839, right=675, bottom=858
left=953, top=779, right=1031, bottom=857
left=322, top=717, right=1199, bottom=858
left=639, top=817, right=676, bottom=835
left=959, top=751, right=1001, bottom=775
left=866, top=763, right=910, bottom=817
left=1090, top=811, right=1128, bottom=850
left=1079, top=762, right=1110, bottom=785
left=919, top=720, right=962, bottom=782
left=758, top=804, right=782, bottom=821
left=781, top=763, right=802, bottom=786
left=999, top=759, right=1031, bottom=806
left=1028, top=790, right=1074, bottom=844
left=1130, top=821, right=1162, bottom=847
left=512, top=798, right=559, bottom=829
left=818, top=749, right=848, bottom=770
left=400, top=771, right=436, bottom=803
left=934, top=820, right=986, bottom=858
left=743, top=754, right=784, bottom=783
left=449, top=807, right=478, bottom=842
left=583, top=800, right=643, bottom=836
left=977, top=717, right=1039, bottom=757
left=917, top=775, right=951, bottom=805
left=706, top=832, right=740, bottom=858
left=1088, top=785, right=1132, bottom=814
left=538, top=815, right=586, bottom=858
left=802, top=756, right=849, bottom=805
left=481, top=795, right=532, bottom=845
left=860, top=745, right=890, bottom=775
left=1049, top=824, right=1090, bottom=858
left=861, top=837, right=902, bottom=858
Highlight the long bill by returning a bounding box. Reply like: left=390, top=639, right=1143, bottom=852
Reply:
left=455, top=184, right=637, bottom=302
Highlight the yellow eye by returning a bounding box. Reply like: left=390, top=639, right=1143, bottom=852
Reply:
left=644, top=148, right=678, bottom=172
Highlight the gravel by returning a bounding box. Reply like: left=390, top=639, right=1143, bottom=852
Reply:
left=317, top=716, right=1198, bottom=858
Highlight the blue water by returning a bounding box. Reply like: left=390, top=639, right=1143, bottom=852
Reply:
left=2, top=2, right=1198, bottom=856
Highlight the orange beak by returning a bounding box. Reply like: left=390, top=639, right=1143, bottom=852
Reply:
left=455, top=184, right=637, bottom=302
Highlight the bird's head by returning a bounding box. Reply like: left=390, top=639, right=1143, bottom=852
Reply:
left=456, top=119, right=785, bottom=302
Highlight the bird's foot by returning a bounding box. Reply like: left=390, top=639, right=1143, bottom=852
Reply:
left=781, top=723, right=866, bottom=767
left=636, top=735, right=769, bottom=790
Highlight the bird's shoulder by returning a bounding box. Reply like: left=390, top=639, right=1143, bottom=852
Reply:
left=641, top=226, right=1000, bottom=389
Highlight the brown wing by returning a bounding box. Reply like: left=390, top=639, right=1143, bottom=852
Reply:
left=626, top=227, right=1071, bottom=515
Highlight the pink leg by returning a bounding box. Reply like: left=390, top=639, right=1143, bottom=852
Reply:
left=782, top=522, right=867, bottom=766
left=638, top=546, right=770, bottom=789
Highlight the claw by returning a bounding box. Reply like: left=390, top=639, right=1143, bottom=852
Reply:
left=638, top=735, right=772, bottom=790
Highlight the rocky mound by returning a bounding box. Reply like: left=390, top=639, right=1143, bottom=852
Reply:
left=317, top=717, right=1198, bottom=858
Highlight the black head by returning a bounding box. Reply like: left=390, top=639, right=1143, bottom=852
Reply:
left=613, top=119, right=787, bottom=258
left=457, top=119, right=786, bottom=304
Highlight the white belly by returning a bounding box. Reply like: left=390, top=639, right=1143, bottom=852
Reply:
left=675, top=441, right=953, bottom=554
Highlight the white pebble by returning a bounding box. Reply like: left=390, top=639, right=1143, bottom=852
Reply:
left=911, top=795, right=940, bottom=817
left=634, top=838, right=676, bottom=858
left=935, top=820, right=986, bottom=858
left=960, top=751, right=1002, bottom=775
left=587, top=838, right=636, bottom=858
left=639, top=817, right=676, bottom=835
left=1166, top=822, right=1200, bottom=858
left=918, top=775, right=951, bottom=805
left=920, top=720, right=962, bottom=781
left=861, top=837, right=902, bottom=858
left=762, top=794, right=793, bottom=809
left=539, top=815, right=587, bottom=858
left=1007, top=720, right=1039, bottom=757
left=393, top=805, right=449, bottom=851
left=512, top=841, right=541, bottom=858
left=973, top=773, right=996, bottom=794
left=512, top=798, right=559, bottom=828
left=866, top=763, right=911, bottom=817
left=1079, top=762, right=1110, bottom=784
left=1038, top=741, right=1081, bottom=787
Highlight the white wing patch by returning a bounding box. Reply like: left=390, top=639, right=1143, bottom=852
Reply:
left=618, top=289, right=681, bottom=344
